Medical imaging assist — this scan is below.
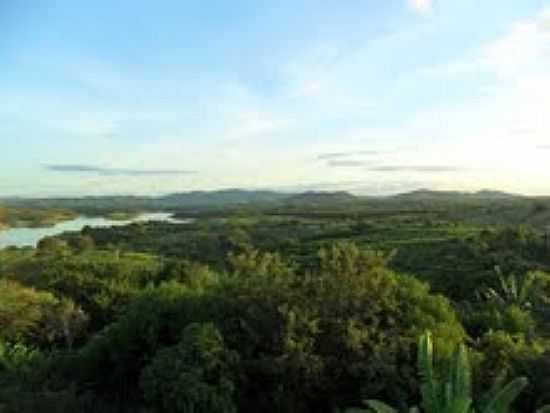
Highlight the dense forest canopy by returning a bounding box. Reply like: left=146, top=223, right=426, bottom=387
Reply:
left=1, top=192, right=550, bottom=412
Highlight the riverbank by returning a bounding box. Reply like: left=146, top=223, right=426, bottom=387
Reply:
left=0, top=208, right=154, bottom=231
left=0, top=212, right=188, bottom=249
left=102, top=211, right=142, bottom=221
left=0, top=207, right=78, bottom=231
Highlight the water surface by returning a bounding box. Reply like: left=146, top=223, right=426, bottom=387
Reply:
left=0, top=212, right=188, bottom=249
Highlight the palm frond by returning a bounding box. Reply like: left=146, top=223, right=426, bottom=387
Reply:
left=363, top=400, right=398, bottom=413
left=480, top=377, right=528, bottom=413
left=518, top=272, right=536, bottom=303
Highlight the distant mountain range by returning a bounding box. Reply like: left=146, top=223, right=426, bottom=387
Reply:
left=392, top=189, right=521, bottom=200
left=0, top=188, right=530, bottom=212
left=159, top=189, right=290, bottom=206
left=283, top=191, right=357, bottom=205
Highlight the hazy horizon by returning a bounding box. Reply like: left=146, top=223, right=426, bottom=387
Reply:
left=0, top=185, right=541, bottom=200
left=2, top=1, right=550, bottom=197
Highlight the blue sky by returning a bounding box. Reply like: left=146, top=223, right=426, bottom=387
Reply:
left=2, top=0, right=550, bottom=196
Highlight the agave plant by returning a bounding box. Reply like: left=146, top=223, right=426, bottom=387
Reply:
left=364, top=332, right=528, bottom=413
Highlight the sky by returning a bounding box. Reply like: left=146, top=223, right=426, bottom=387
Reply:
left=2, top=0, right=550, bottom=197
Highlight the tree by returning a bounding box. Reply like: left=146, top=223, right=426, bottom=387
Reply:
left=140, top=322, right=239, bottom=413
left=0, top=279, right=87, bottom=346
left=72, top=235, right=95, bottom=253
left=36, top=237, right=71, bottom=257
left=0, top=279, right=57, bottom=343
left=45, top=298, right=88, bottom=349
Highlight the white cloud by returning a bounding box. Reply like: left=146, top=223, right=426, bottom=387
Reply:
left=422, top=7, right=550, bottom=80
left=480, top=13, right=550, bottom=79
left=408, top=0, right=433, bottom=15
left=377, top=7, right=550, bottom=194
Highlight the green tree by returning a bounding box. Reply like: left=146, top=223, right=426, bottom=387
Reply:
left=36, top=237, right=71, bottom=258
left=140, top=322, right=239, bottom=413
left=0, top=279, right=88, bottom=347
left=73, top=235, right=96, bottom=253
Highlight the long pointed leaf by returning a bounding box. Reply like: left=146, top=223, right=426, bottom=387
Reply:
left=481, top=377, right=528, bottom=413
left=451, top=343, right=472, bottom=402
left=418, top=332, right=440, bottom=412
left=364, top=400, right=398, bottom=413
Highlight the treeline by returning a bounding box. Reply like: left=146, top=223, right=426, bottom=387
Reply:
left=4, top=189, right=550, bottom=229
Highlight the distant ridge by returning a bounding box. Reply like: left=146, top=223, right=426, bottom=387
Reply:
left=392, top=188, right=522, bottom=200
left=159, top=189, right=289, bottom=207
left=2, top=188, right=534, bottom=212
left=474, top=189, right=522, bottom=199
left=283, top=191, right=356, bottom=204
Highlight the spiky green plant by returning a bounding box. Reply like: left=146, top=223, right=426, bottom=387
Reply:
left=477, top=374, right=528, bottom=413
left=365, top=332, right=528, bottom=413
left=477, top=268, right=539, bottom=310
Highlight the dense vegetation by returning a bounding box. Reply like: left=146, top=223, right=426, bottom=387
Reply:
left=1, top=192, right=550, bottom=412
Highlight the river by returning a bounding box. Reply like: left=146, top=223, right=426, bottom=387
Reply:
left=0, top=212, right=189, bottom=249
